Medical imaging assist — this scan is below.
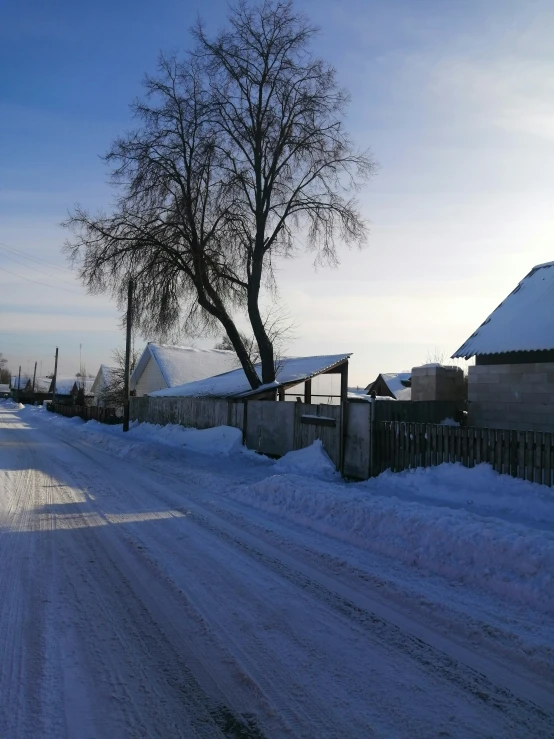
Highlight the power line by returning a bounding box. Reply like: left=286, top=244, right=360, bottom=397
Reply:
left=0, top=265, right=85, bottom=295
left=0, top=241, right=70, bottom=271
left=0, top=246, right=80, bottom=287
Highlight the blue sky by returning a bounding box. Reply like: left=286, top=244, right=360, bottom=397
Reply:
left=1, top=0, right=554, bottom=385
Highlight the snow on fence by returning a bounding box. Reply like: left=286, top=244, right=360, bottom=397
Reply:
left=374, top=421, right=554, bottom=486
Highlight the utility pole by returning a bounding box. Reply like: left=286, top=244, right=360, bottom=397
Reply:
left=32, top=362, right=37, bottom=393
left=123, top=278, right=134, bottom=432
left=52, top=347, right=59, bottom=405
left=17, top=366, right=21, bottom=403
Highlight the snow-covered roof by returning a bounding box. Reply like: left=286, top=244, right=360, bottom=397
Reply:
left=131, top=343, right=239, bottom=391
left=91, top=364, right=116, bottom=394
left=381, top=373, right=412, bottom=400
left=453, top=262, right=554, bottom=358
left=149, top=353, right=351, bottom=399
left=347, top=391, right=397, bottom=402
left=365, top=372, right=411, bottom=400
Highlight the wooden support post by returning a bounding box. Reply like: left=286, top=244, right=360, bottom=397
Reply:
left=52, top=347, right=59, bottom=405
left=278, top=386, right=285, bottom=402
left=32, top=361, right=37, bottom=394
left=123, top=278, right=134, bottom=432
left=340, top=361, right=348, bottom=402
left=304, top=378, right=312, bottom=405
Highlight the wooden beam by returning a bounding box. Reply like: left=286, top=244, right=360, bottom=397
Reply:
left=304, top=378, right=312, bottom=404
left=340, top=361, right=349, bottom=402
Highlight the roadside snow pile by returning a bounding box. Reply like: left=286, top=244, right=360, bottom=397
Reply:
left=0, top=399, right=24, bottom=410
left=273, top=440, right=340, bottom=482
left=231, top=467, right=554, bottom=613
left=368, top=463, right=554, bottom=530
left=126, top=422, right=247, bottom=456
left=20, top=405, right=256, bottom=459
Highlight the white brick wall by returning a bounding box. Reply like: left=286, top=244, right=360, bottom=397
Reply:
left=468, top=363, right=554, bottom=431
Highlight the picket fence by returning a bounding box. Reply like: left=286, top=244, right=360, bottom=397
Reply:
left=374, top=421, right=554, bottom=486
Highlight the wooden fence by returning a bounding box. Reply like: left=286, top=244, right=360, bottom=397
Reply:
left=373, top=421, right=554, bottom=486
left=48, top=403, right=121, bottom=425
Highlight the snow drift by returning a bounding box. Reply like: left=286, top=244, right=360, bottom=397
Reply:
left=273, top=440, right=340, bottom=482
left=231, top=467, right=554, bottom=613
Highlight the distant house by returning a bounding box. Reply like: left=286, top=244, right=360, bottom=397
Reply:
left=91, top=365, right=116, bottom=406
left=148, top=353, right=351, bottom=403
left=364, top=373, right=412, bottom=400
left=131, top=343, right=240, bottom=397
left=452, top=261, right=554, bottom=431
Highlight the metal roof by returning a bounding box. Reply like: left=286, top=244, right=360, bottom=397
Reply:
left=452, top=262, right=554, bottom=359
left=149, top=353, right=351, bottom=399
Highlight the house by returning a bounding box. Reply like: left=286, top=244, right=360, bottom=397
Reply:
left=91, top=365, right=116, bottom=405
left=452, top=261, right=554, bottom=431
left=364, top=373, right=412, bottom=400
left=130, top=343, right=240, bottom=397
left=0, top=384, right=10, bottom=398
left=148, top=353, right=351, bottom=403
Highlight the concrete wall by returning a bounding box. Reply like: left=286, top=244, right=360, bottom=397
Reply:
left=411, top=365, right=464, bottom=402
left=468, top=362, right=554, bottom=431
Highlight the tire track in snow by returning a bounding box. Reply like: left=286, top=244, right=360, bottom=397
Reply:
left=10, top=411, right=554, bottom=738
left=177, top=507, right=554, bottom=734
left=0, top=408, right=267, bottom=739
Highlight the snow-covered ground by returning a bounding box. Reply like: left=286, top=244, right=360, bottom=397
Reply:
left=1, top=399, right=553, bottom=738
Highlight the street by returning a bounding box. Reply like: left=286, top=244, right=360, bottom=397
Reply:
left=0, top=403, right=552, bottom=738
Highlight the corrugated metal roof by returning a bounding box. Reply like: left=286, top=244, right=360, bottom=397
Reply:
left=149, top=354, right=351, bottom=399
left=452, top=262, right=554, bottom=359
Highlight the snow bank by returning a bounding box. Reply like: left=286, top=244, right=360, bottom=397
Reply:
left=125, top=422, right=246, bottom=456
left=367, top=463, right=554, bottom=530
left=274, top=441, right=340, bottom=482
left=0, top=399, right=24, bottom=410
left=231, top=468, right=554, bottom=613
left=20, top=405, right=255, bottom=459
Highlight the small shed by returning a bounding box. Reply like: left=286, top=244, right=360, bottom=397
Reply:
left=131, top=344, right=239, bottom=397
left=452, top=261, right=554, bottom=431
left=364, top=373, right=411, bottom=400
left=149, top=353, right=351, bottom=403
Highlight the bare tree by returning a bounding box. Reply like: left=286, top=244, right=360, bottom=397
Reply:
left=64, top=0, right=374, bottom=389
left=64, top=56, right=260, bottom=388
left=0, top=354, right=10, bottom=385
left=196, top=0, right=374, bottom=381
left=100, top=348, right=140, bottom=407
left=425, top=346, right=447, bottom=365
left=215, top=301, right=296, bottom=369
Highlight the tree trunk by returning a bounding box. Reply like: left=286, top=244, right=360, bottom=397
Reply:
left=196, top=287, right=262, bottom=390
left=247, top=259, right=275, bottom=385
left=220, top=315, right=261, bottom=390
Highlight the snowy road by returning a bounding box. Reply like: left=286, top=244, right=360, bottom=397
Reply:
left=0, top=404, right=553, bottom=738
